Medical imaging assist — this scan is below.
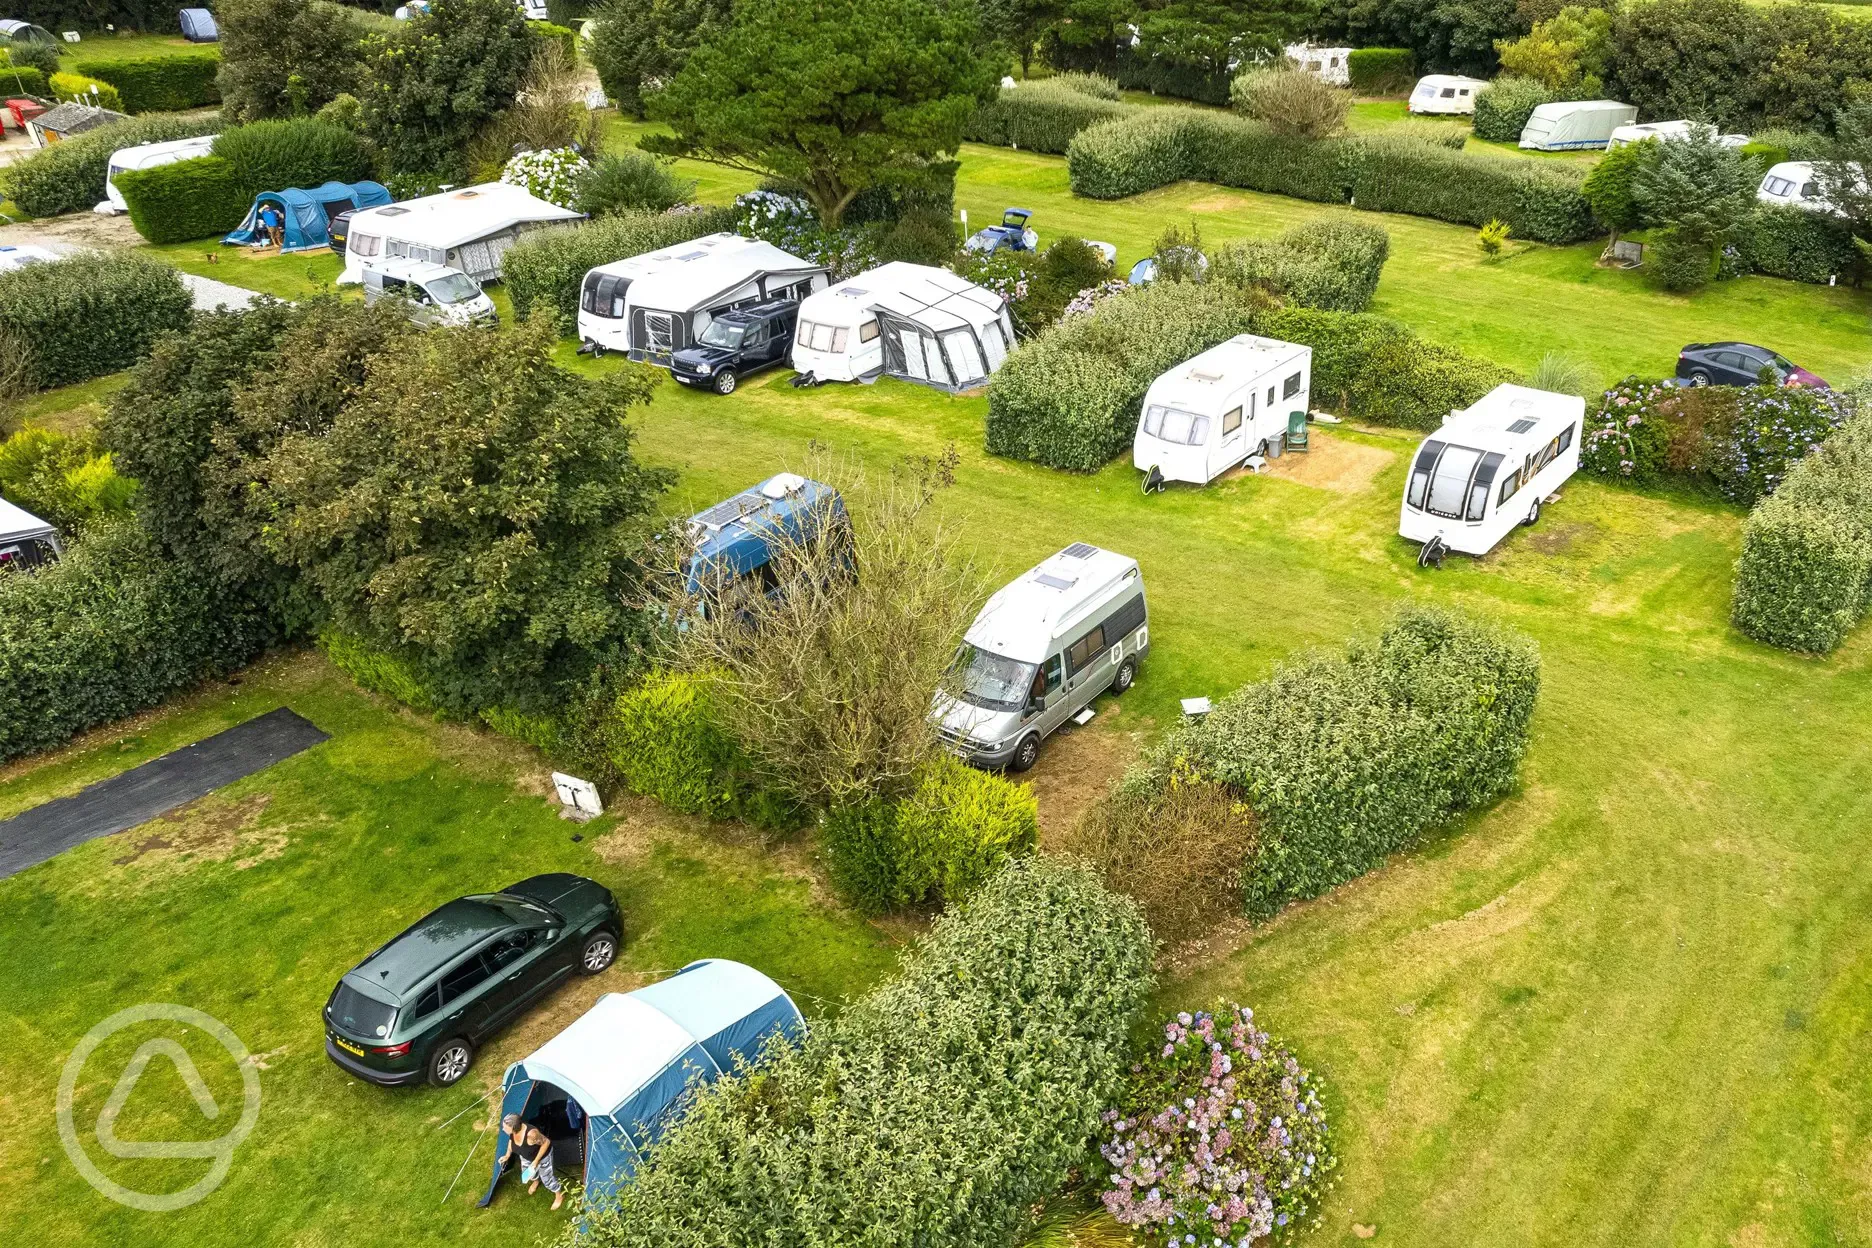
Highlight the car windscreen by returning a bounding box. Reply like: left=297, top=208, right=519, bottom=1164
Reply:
left=1141, top=404, right=1210, bottom=447
left=327, top=981, right=397, bottom=1039
left=701, top=321, right=746, bottom=348
left=425, top=272, right=481, bottom=304
left=953, top=644, right=1037, bottom=713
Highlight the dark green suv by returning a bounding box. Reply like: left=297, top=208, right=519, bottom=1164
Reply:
left=323, top=873, right=622, bottom=1088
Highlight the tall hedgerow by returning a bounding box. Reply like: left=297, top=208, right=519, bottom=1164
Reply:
left=0, top=252, right=193, bottom=390
left=501, top=205, right=739, bottom=327
left=964, top=77, right=1131, bottom=155
left=1, top=113, right=221, bottom=218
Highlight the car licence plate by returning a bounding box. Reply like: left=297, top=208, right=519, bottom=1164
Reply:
left=334, top=1035, right=365, bottom=1057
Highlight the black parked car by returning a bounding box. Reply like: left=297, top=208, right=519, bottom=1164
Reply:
left=1676, top=341, right=1828, bottom=389
left=328, top=208, right=354, bottom=254
left=324, top=874, right=621, bottom=1088
left=670, top=300, right=799, bottom=395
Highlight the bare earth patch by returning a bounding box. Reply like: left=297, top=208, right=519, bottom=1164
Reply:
left=1245, top=430, right=1397, bottom=495
left=100, top=791, right=299, bottom=886
left=1024, top=708, right=1149, bottom=843
left=0, top=212, right=145, bottom=251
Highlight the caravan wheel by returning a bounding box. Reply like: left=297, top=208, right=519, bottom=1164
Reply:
left=1524, top=499, right=1541, bottom=526
left=428, top=1037, right=474, bottom=1087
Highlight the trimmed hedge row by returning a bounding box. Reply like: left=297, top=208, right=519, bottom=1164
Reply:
left=1347, top=47, right=1415, bottom=94
left=963, top=78, right=1130, bottom=155
left=1732, top=411, right=1872, bottom=654
left=0, top=251, right=193, bottom=389
left=1065, top=108, right=1597, bottom=244
left=1256, top=306, right=1516, bottom=430
left=1128, top=605, right=1541, bottom=916
left=72, top=51, right=221, bottom=113
left=1731, top=205, right=1861, bottom=284
left=0, top=521, right=274, bottom=763
left=985, top=280, right=1262, bottom=471
left=583, top=856, right=1156, bottom=1248
left=0, top=65, right=46, bottom=96
left=1213, top=218, right=1390, bottom=313
left=51, top=71, right=122, bottom=111
left=1, top=112, right=220, bottom=218
left=822, top=755, right=1040, bottom=913
left=116, top=155, right=247, bottom=244
left=502, top=204, right=739, bottom=327
left=1472, top=76, right=1554, bottom=143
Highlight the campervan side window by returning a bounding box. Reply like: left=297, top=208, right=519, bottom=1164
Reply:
left=1406, top=439, right=1445, bottom=510
left=1222, top=407, right=1242, bottom=435
left=858, top=318, right=879, bottom=343
left=1266, top=385, right=1274, bottom=407
left=1066, top=625, right=1106, bottom=675
left=1282, top=372, right=1302, bottom=399
left=350, top=232, right=381, bottom=258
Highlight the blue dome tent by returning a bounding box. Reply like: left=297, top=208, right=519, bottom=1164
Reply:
left=225, top=180, right=391, bottom=253
left=477, top=959, right=804, bottom=1211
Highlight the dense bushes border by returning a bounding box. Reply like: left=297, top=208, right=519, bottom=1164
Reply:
left=502, top=205, right=740, bottom=327
left=963, top=79, right=1130, bottom=155
left=72, top=51, right=221, bottom=113
left=1, top=113, right=221, bottom=218
left=1347, top=47, right=1414, bottom=94
left=0, top=251, right=194, bottom=389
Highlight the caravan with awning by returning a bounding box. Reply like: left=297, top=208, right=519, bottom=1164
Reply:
left=618, top=242, right=826, bottom=368
left=338, top=182, right=582, bottom=285
left=791, top=262, right=1015, bottom=392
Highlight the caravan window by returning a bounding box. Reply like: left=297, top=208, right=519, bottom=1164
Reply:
left=1425, top=445, right=1482, bottom=519
left=1266, top=385, right=1275, bottom=407
left=1498, top=466, right=1523, bottom=506
left=1557, top=423, right=1575, bottom=454
left=1763, top=176, right=1796, bottom=197
left=1283, top=372, right=1303, bottom=399
left=1467, top=452, right=1504, bottom=522
left=1142, top=405, right=1209, bottom=446
left=350, top=232, right=381, bottom=258
left=1222, top=407, right=1242, bottom=435
left=1406, top=439, right=1445, bottom=510
left=583, top=273, right=627, bottom=317
left=1440, top=87, right=1456, bottom=98
left=858, top=319, right=879, bottom=343
left=830, top=327, right=848, bottom=353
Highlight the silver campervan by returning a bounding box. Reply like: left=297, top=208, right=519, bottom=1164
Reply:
left=932, top=543, right=1148, bottom=772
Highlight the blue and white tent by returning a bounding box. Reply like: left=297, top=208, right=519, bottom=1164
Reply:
left=478, top=959, right=804, bottom=1210
left=224, top=181, right=392, bottom=253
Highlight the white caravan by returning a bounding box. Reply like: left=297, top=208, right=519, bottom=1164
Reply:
left=1756, top=161, right=1865, bottom=214
left=617, top=242, right=826, bottom=367
left=339, top=183, right=582, bottom=285
left=1408, top=74, right=1488, bottom=116
left=1399, top=383, right=1584, bottom=560
left=1518, top=100, right=1637, bottom=151
left=932, top=543, right=1148, bottom=773
left=791, top=262, right=1014, bottom=391
left=576, top=232, right=761, bottom=355
left=1608, top=120, right=1747, bottom=149
left=0, top=494, right=61, bottom=569
left=95, top=134, right=217, bottom=214
left=1133, top=335, right=1310, bottom=488
left=1285, top=44, right=1351, bottom=86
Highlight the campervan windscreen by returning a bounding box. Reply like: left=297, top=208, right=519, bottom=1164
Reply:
left=1141, top=404, right=1209, bottom=446
left=701, top=321, right=746, bottom=348
left=426, top=272, right=480, bottom=304
left=952, top=644, right=1036, bottom=713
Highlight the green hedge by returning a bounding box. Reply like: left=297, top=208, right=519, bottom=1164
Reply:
left=963, top=79, right=1131, bottom=155
left=605, top=668, right=795, bottom=826
left=1731, top=204, right=1861, bottom=284
left=0, top=521, right=275, bottom=762
left=117, top=119, right=377, bottom=243
left=1254, top=306, right=1516, bottom=430
left=1213, top=218, right=1390, bottom=312
left=583, top=856, right=1156, bottom=1248
left=985, top=280, right=1261, bottom=471
left=1, top=113, right=221, bottom=218
left=1472, top=76, right=1554, bottom=143
left=0, top=251, right=193, bottom=389
left=72, top=51, right=221, bottom=113
left=0, top=65, right=46, bottom=96
left=822, top=755, right=1039, bottom=913
left=502, top=204, right=740, bottom=327
left=1732, top=412, right=1872, bottom=654
left=1066, top=109, right=1597, bottom=243
left=51, top=71, right=123, bottom=112
left=1129, top=605, right=1541, bottom=916
left=1347, top=47, right=1415, bottom=94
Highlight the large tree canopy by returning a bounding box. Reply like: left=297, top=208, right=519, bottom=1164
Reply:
left=360, top=0, right=537, bottom=182
left=644, top=0, right=1000, bottom=227
left=216, top=0, right=368, bottom=123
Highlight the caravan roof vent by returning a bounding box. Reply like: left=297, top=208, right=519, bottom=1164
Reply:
left=454, top=189, right=481, bottom=199
left=677, top=250, right=707, bottom=261
left=1188, top=367, right=1225, bottom=383
left=379, top=206, right=409, bottom=216
left=760, top=472, right=809, bottom=500
left=1507, top=418, right=1538, bottom=433
left=836, top=286, right=868, bottom=297
left=1034, top=572, right=1077, bottom=591
left=1061, top=542, right=1098, bottom=559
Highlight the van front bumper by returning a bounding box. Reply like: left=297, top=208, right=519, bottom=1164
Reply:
left=939, top=727, right=1022, bottom=769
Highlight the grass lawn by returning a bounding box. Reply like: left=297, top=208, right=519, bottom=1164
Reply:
left=0, top=652, right=901, bottom=1247
left=608, top=120, right=1872, bottom=388
left=148, top=241, right=345, bottom=303
left=54, top=33, right=215, bottom=62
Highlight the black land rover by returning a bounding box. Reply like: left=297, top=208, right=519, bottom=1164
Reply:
left=670, top=300, right=799, bottom=395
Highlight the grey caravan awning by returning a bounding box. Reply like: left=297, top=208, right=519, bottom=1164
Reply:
left=873, top=277, right=1008, bottom=393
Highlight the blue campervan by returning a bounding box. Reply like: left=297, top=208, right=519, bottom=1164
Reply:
left=682, top=472, right=848, bottom=614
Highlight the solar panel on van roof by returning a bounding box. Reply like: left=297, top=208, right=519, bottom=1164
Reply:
left=1062, top=542, right=1098, bottom=559
left=692, top=494, right=766, bottom=531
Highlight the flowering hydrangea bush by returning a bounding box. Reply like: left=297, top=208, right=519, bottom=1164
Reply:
left=501, top=147, right=590, bottom=210
left=733, top=190, right=879, bottom=280
left=1060, top=278, right=1132, bottom=321
left=1581, top=376, right=1852, bottom=504
left=1099, top=1004, right=1334, bottom=1246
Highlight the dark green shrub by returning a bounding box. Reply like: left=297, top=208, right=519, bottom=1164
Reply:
left=1347, top=47, right=1415, bottom=94
left=2, top=113, right=221, bottom=218
left=1046, top=70, right=1121, bottom=100
left=866, top=212, right=959, bottom=266
left=211, top=117, right=375, bottom=193
left=1253, top=306, right=1514, bottom=429
left=1472, top=75, right=1554, bottom=143
left=501, top=204, right=739, bottom=326
left=0, top=65, right=46, bottom=96
left=1649, top=226, right=1715, bottom=291
left=986, top=280, right=1263, bottom=471
left=1213, top=218, right=1390, bottom=312
left=964, top=78, right=1131, bottom=155
left=1730, top=204, right=1861, bottom=284
left=1067, top=106, right=1207, bottom=200
left=1350, top=135, right=1596, bottom=243
left=216, top=0, right=368, bottom=123
left=1733, top=411, right=1872, bottom=653
left=72, top=51, right=221, bottom=112
left=574, top=151, right=695, bottom=216
left=606, top=668, right=791, bottom=823
left=822, top=755, right=1039, bottom=913
left=115, top=155, right=248, bottom=244
left=0, top=520, right=276, bottom=763
left=579, top=856, right=1156, bottom=1248
left=2, top=41, right=58, bottom=76
left=1129, top=605, right=1541, bottom=916
left=0, top=251, right=192, bottom=389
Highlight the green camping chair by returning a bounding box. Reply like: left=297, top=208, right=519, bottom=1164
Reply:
left=1285, top=410, right=1309, bottom=452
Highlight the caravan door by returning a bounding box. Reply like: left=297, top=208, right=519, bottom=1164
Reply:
left=1213, top=395, right=1248, bottom=475
left=943, top=330, right=986, bottom=388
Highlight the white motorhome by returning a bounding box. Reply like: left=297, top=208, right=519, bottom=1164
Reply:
left=1608, top=120, right=1748, bottom=149
left=95, top=134, right=217, bottom=214
left=576, top=232, right=760, bottom=355
left=1400, top=383, right=1584, bottom=561
left=1408, top=74, right=1488, bottom=115
left=791, top=262, right=1014, bottom=391
left=1285, top=44, right=1351, bottom=86
left=361, top=258, right=497, bottom=326
left=618, top=242, right=826, bottom=367
left=0, top=495, right=61, bottom=569
left=339, top=183, right=582, bottom=285
left=1518, top=100, right=1637, bottom=151
left=1133, top=334, right=1310, bottom=488
left=932, top=543, right=1148, bottom=773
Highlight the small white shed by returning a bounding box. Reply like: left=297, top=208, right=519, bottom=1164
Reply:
left=338, top=183, right=582, bottom=285
left=0, top=495, right=61, bottom=569
left=1518, top=100, right=1638, bottom=151
left=1133, top=334, right=1311, bottom=487
left=1285, top=44, right=1351, bottom=86
left=1408, top=74, right=1488, bottom=115
left=791, top=262, right=1014, bottom=392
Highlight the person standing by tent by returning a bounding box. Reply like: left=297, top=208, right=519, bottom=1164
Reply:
left=258, top=200, right=284, bottom=250
left=495, top=1115, right=563, bottom=1211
